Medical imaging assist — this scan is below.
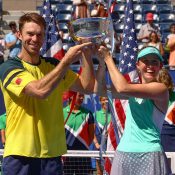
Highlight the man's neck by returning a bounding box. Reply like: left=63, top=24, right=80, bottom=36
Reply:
left=18, top=49, right=40, bottom=65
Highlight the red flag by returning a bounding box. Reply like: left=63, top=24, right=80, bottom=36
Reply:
left=109, top=1, right=117, bottom=13
left=165, top=102, right=175, bottom=125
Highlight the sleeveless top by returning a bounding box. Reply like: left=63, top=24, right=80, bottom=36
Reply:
left=147, top=42, right=160, bottom=50
left=117, top=97, right=165, bottom=153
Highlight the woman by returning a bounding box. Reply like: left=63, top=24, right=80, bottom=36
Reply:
left=73, top=0, right=90, bottom=19
left=167, top=23, right=175, bottom=68
left=158, top=68, right=175, bottom=152
left=96, top=46, right=171, bottom=175
left=147, top=31, right=164, bottom=56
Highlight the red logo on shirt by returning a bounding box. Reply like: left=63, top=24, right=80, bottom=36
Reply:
left=15, top=78, right=22, bottom=85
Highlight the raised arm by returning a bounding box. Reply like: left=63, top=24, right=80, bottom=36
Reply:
left=167, top=37, right=175, bottom=50
left=24, top=42, right=92, bottom=98
left=93, top=47, right=107, bottom=96
left=98, top=46, right=169, bottom=106
left=70, top=43, right=95, bottom=94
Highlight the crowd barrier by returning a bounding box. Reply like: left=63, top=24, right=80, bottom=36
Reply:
left=63, top=150, right=175, bottom=174
left=0, top=150, right=174, bottom=174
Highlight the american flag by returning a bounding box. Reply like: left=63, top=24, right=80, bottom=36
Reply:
left=40, top=0, right=65, bottom=60
left=105, top=0, right=139, bottom=174
left=165, top=102, right=175, bottom=125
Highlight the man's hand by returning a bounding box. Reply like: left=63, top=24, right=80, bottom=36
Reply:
left=62, top=42, right=93, bottom=65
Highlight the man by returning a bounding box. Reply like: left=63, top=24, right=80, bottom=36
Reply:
left=92, top=96, right=111, bottom=175
left=63, top=92, right=94, bottom=175
left=0, top=113, right=6, bottom=147
left=137, top=12, right=160, bottom=43
left=5, top=21, right=21, bottom=58
left=0, top=34, right=5, bottom=64
left=0, top=13, right=95, bottom=175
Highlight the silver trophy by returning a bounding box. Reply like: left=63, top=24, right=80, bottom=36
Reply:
left=70, top=17, right=115, bottom=52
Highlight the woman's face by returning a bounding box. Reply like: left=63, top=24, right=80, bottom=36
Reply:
left=150, top=32, right=158, bottom=42
left=137, top=57, right=162, bottom=83
left=170, top=25, right=175, bottom=34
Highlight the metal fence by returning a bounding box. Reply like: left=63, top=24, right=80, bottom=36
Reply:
left=0, top=150, right=174, bottom=174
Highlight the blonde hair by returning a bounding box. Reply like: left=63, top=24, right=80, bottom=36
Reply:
left=157, top=68, right=174, bottom=92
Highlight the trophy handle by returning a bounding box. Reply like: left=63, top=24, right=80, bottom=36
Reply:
left=67, top=21, right=81, bottom=42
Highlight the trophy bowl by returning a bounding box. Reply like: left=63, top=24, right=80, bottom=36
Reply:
left=70, top=17, right=114, bottom=47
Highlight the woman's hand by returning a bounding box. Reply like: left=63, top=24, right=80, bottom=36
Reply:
left=98, top=44, right=112, bottom=63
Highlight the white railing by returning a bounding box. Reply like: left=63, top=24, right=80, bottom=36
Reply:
left=0, top=150, right=174, bottom=174
left=63, top=150, right=175, bottom=174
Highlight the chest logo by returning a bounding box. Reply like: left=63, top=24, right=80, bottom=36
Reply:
left=15, top=78, right=22, bottom=85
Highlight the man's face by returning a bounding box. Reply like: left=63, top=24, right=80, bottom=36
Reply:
left=18, top=22, right=45, bottom=56
left=100, top=97, right=108, bottom=110
left=147, top=20, right=153, bottom=25
left=75, top=93, right=84, bottom=107
left=10, top=25, right=17, bottom=33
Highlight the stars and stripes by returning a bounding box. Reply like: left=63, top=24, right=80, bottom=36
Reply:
left=105, top=0, right=139, bottom=174
left=40, top=0, right=65, bottom=60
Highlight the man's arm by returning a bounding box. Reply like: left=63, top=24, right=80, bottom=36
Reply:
left=137, top=25, right=149, bottom=41
left=24, top=42, right=92, bottom=99
left=1, top=129, right=5, bottom=146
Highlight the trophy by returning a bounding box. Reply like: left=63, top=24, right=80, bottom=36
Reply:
left=69, top=17, right=115, bottom=52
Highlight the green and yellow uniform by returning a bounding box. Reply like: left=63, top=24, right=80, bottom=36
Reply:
left=0, top=56, right=77, bottom=158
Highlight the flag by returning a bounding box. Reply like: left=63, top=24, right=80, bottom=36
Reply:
left=165, top=102, right=175, bottom=125
left=64, top=106, right=94, bottom=149
left=109, top=0, right=117, bottom=13
left=105, top=0, right=139, bottom=174
left=40, top=0, right=65, bottom=60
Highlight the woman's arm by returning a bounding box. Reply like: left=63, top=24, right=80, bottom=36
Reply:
left=167, top=37, right=175, bottom=50
left=70, top=42, right=95, bottom=94
left=98, top=46, right=168, bottom=102
left=159, top=42, right=165, bottom=56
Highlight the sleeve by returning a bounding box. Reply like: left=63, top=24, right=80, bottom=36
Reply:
left=0, top=119, right=4, bottom=130
left=0, top=114, right=6, bottom=130
left=5, top=34, right=17, bottom=43
left=2, top=68, right=36, bottom=97
left=156, top=26, right=161, bottom=36
left=5, top=34, right=12, bottom=43
left=137, top=26, right=144, bottom=39
left=59, top=69, right=78, bottom=92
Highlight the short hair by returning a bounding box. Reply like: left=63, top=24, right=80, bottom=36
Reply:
left=18, top=13, right=46, bottom=32
left=9, top=21, right=17, bottom=28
